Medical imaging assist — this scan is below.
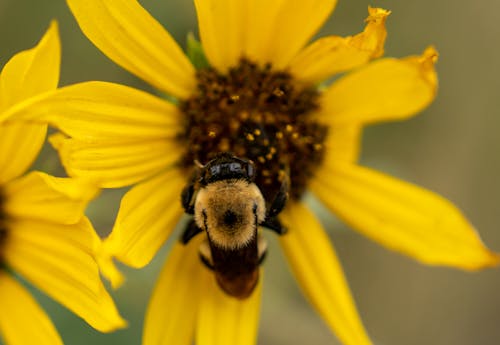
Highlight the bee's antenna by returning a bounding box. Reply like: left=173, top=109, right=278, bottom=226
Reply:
left=194, top=159, right=204, bottom=169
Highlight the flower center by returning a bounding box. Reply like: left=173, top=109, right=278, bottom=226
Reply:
left=179, top=59, right=328, bottom=202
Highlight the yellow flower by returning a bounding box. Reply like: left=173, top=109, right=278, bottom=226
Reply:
left=3, top=1, right=498, bottom=345
left=0, top=21, right=125, bottom=344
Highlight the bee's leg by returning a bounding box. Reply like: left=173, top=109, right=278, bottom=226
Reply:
left=199, top=239, right=214, bottom=270
left=180, top=219, right=203, bottom=244
left=261, top=216, right=287, bottom=235
left=267, top=176, right=289, bottom=217
left=181, top=183, right=196, bottom=214
left=257, top=234, right=268, bottom=265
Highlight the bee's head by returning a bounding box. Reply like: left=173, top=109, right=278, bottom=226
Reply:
left=199, top=153, right=255, bottom=186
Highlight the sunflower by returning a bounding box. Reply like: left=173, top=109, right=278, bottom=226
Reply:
left=3, top=1, right=498, bottom=344
left=0, top=21, right=125, bottom=344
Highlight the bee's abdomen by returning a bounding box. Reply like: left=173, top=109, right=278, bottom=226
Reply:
left=210, top=235, right=260, bottom=299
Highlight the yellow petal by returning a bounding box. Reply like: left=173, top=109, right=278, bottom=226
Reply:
left=50, top=133, right=181, bottom=188
left=280, top=203, right=373, bottom=345
left=66, top=0, right=195, bottom=98
left=290, top=7, right=390, bottom=84
left=196, top=268, right=262, bottom=345
left=250, top=0, right=337, bottom=69
left=323, top=124, right=362, bottom=164
left=196, top=0, right=337, bottom=71
left=4, top=217, right=127, bottom=332
left=311, top=162, right=500, bottom=269
left=1, top=81, right=182, bottom=140
left=0, top=121, right=47, bottom=184
left=143, top=237, right=205, bottom=345
left=0, top=21, right=60, bottom=111
left=103, top=169, right=185, bottom=269
left=4, top=172, right=98, bottom=224
left=319, top=47, right=438, bottom=124
left=194, top=0, right=247, bottom=71
left=0, top=271, right=63, bottom=345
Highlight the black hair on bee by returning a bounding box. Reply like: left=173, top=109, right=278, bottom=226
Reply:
left=180, top=152, right=288, bottom=299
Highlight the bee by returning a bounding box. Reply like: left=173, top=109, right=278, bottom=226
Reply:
left=180, top=153, right=288, bottom=299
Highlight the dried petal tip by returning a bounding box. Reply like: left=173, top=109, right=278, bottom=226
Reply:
left=366, top=7, right=391, bottom=24
left=421, top=45, right=439, bottom=65
left=415, top=46, right=439, bottom=89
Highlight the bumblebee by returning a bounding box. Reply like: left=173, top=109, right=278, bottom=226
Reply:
left=181, top=153, right=288, bottom=299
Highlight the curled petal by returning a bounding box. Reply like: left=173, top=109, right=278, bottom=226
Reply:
left=290, top=7, right=390, bottom=84
left=4, top=217, right=126, bottom=332
left=102, top=169, right=185, bottom=276
left=4, top=172, right=98, bottom=224
left=318, top=47, right=438, bottom=124
left=311, top=162, right=500, bottom=269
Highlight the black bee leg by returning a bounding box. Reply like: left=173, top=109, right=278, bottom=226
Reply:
left=261, top=216, right=287, bottom=235
left=180, top=219, right=203, bottom=244
left=257, top=234, right=268, bottom=265
left=198, top=239, right=214, bottom=270
left=181, top=183, right=196, bottom=215
left=267, top=177, right=289, bottom=217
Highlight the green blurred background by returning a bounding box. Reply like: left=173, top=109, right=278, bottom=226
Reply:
left=1, top=0, right=500, bottom=344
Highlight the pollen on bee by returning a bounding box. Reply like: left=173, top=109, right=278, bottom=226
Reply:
left=246, top=133, right=255, bottom=141
left=272, top=88, right=285, bottom=97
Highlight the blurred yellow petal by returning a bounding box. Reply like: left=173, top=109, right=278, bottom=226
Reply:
left=4, top=217, right=126, bottom=332
left=4, top=172, right=97, bottom=224
left=0, top=121, right=47, bottom=184
left=50, top=133, right=181, bottom=188
left=280, top=203, right=373, bottom=345
left=103, top=169, right=185, bottom=269
left=249, top=0, right=337, bottom=69
left=1, top=81, right=182, bottom=140
left=196, top=268, right=262, bottom=345
left=143, top=237, right=205, bottom=345
left=66, top=0, right=195, bottom=98
left=323, top=124, right=362, bottom=164
left=319, top=47, right=438, bottom=124
left=0, top=21, right=59, bottom=110
left=194, top=0, right=246, bottom=71
left=196, top=0, right=336, bottom=70
left=0, top=271, right=63, bottom=345
left=311, top=162, right=500, bottom=269
left=290, top=7, right=389, bottom=84
left=258, top=0, right=338, bottom=69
